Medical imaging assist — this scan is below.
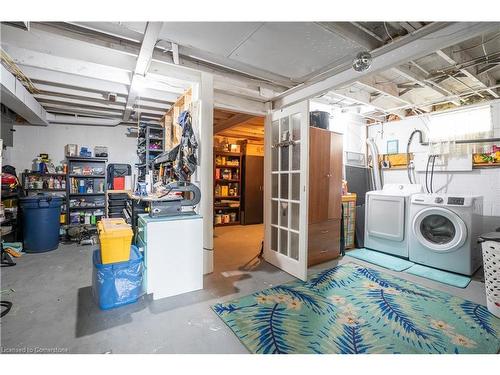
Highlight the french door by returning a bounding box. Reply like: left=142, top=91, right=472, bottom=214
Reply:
left=264, top=101, right=309, bottom=281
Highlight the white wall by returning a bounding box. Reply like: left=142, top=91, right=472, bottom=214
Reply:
left=310, top=101, right=367, bottom=156
left=4, top=123, right=138, bottom=177
left=367, top=102, right=500, bottom=232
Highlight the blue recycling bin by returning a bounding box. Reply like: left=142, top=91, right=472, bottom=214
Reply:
left=19, top=194, right=62, bottom=253
left=92, top=245, right=144, bottom=310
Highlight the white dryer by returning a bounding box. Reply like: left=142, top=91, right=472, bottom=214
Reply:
left=365, top=184, right=423, bottom=258
left=408, top=194, right=483, bottom=275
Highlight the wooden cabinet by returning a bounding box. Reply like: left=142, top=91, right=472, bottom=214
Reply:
left=308, top=127, right=343, bottom=266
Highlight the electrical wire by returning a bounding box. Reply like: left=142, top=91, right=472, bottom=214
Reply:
left=0, top=49, right=39, bottom=94
left=452, top=32, right=500, bottom=54
left=383, top=22, right=395, bottom=43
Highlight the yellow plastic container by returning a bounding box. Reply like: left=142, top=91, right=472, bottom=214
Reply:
left=97, top=218, right=133, bottom=264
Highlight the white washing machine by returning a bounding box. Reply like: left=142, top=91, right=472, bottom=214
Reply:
left=409, top=194, right=483, bottom=275
left=365, top=184, right=423, bottom=258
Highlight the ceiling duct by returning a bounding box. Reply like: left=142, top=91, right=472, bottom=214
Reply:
left=0, top=64, right=48, bottom=125
left=46, top=113, right=122, bottom=127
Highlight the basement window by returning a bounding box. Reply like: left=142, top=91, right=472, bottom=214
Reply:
left=428, top=105, right=493, bottom=140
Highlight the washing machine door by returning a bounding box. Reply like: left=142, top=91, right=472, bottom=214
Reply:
left=412, top=207, right=467, bottom=252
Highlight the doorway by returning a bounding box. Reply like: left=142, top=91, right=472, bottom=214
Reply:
left=212, top=109, right=265, bottom=273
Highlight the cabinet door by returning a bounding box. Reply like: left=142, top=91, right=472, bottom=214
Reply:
left=308, top=127, right=331, bottom=224
left=328, top=132, right=343, bottom=220
left=243, top=155, right=264, bottom=224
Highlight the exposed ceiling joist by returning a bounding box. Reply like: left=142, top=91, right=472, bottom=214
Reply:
left=1, top=23, right=137, bottom=71
left=34, top=85, right=172, bottom=111
left=35, top=95, right=125, bottom=111
left=273, top=22, right=499, bottom=109
left=317, top=20, right=459, bottom=105
left=327, top=89, right=404, bottom=118
left=393, top=65, right=462, bottom=106
left=22, top=66, right=179, bottom=103
left=214, top=113, right=255, bottom=133
left=123, top=22, right=163, bottom=121
left=357, top=75, right=414, bottom=106
left=435, top=48, right=499, bottom=98
left=43, top=104, right=123, bottom=118
left=3, top=45, right=132, bottom=85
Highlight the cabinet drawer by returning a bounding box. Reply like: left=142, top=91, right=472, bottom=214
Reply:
left=137, top=217, right=147, bottom=244
left=308, top=219, right=341, bottom=266
left=135, top=235, right=146, bottom=254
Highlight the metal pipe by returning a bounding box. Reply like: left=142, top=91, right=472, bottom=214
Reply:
left=366, top=137, right=383, bottom=190
left=46, top=113, right=122, bottom=126
left=420, top=137, right=500, bottom=146
left=384, top=85, right=500, bottom=112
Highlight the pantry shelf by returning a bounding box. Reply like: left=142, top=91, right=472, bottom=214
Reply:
left=214, top=150, right=242, bottom=226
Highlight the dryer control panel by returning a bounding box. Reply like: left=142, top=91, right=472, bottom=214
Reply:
left=447, top=197, right=465, bottom=205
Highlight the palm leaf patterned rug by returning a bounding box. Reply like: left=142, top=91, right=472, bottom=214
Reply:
left=212, top=262, right=500, bottom=354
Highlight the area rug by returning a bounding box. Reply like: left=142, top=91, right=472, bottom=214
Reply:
left=405, top=264, right=471, bottom=289
left=346, top=248, right=414, bottom=271
left=212, top=262, right=500, bottom=354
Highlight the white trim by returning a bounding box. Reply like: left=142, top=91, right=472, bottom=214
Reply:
left=264, top=100, right=309, bottom=281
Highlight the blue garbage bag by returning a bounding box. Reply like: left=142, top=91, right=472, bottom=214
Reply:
left=92, top=245, right=144, bottom=310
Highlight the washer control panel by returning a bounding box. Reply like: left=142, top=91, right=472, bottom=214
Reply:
left=447, top=197, right=465, bottom=205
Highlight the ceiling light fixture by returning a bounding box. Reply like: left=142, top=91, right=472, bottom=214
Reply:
left=352, top=51, right=373, bottom=72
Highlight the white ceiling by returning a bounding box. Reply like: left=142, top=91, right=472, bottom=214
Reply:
left=1, top=21, right=499, bottom=125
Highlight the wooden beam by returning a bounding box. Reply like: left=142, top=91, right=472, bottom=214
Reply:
left=213, top=113, right=255, bottom=134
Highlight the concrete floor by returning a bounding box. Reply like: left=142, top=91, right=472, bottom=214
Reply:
left=0, top=224, right=488, bottom=354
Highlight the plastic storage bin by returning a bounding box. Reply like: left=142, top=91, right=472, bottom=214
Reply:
left=97, top=218, right=133, bottom=264
left=479, top=232, right=500, bottom=317
left=92, top=245, right=144, bottom=310
left=19, top=194, right=63, bottom=253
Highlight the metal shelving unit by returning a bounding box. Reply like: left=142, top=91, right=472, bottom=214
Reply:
left=66, top=156, right=107, bottom=228
left=136, top=123, right=164, bottom=182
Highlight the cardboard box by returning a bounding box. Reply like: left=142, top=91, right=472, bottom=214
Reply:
left=65, top=144, right=78, bottom=157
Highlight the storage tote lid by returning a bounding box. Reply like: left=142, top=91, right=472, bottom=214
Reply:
left=98, top=218, right=133, bottom=235
left=20, top=193, right=63, bottom=207
left=479, top=232, right=500, bottom=242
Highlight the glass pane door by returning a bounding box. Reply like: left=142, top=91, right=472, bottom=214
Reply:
left=264, top=101, right=309, bottom=281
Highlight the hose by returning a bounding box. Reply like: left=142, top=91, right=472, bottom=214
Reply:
left=406, top=129, right=424, bottom=184
left=366, top=138, right=383, bottom=190
left=1, top=301, right=13, bottom=318
left=425, top=155, right=432, bottom=193
left=430, top=155, right=437, bottom=193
